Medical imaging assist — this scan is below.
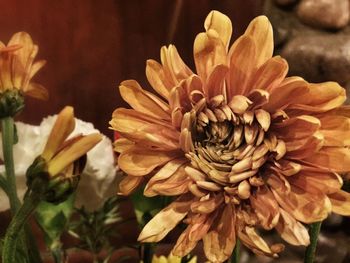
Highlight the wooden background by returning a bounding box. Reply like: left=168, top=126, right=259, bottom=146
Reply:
left=0, top=0, right=263, bottom=136
left=0, top=0, right=263, bottom=261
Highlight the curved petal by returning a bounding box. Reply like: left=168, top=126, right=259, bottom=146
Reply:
left=250, top=185, right=280, bottom=230
left=287, top=169, right=342, bottom=195
left=319, top=115, right=350, bottom=146
left=144, top=159, right=189, bottom=196
left=42, top=106, right=75, bottom=161
left=205, top=64, right=228, bottom=99
left=328, top=190, right=350, bottom=216
left=227, top=35, right=256, bottom=97
left=263, top=77, right=308, bottom=112
left=204, top=10, right=232, bottom=51
left=249, top=56, right=288, bottom=92
left=173, top=213, right=215, bottom=257
left=194, top=31, right=227, bottom=82
left=110, top=108, right=179, bottom=150
left=238, top=226, right=283, bottom=257
left=138, top=194, right=192, bottom=242
left=287, top=82, right=346, bottom=113
left=25, top=82, right=48, bottom=100
left=304, top=147, right=350, bottom=173
left=118, top=175, right=143, bottom=195
left=276, top=208, right=310, bottom=246
left=160, top=45, right=193, bottom=85
left=244, top=16, right=273, bottom=67
left=203, top=204, right=236, bottom=263
left=118, top=146, right=180, bottom=176
left=272, top=115, right=321, bottom=140
left=146, top=59, right=173, bottom=100
left=113, top=138, right=135, bottom=153
left=269, top=175, right=332, bottom=224
left=119, top=80, right=170, bottom=120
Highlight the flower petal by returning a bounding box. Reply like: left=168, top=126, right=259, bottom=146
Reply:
left=250, top=186, right=280, bottom=230
left=203, top=204, right=236, bottom=263
left=227, top=35, right=256, bottom=97
left=319, top=115, right=350, bottom=146
left=287, top=168, right=342, bottom=195
left=194, top=31, right=227, bottom=81
left=42, top=106, right=75, bottom=161
left=119, top=80, right=170, bottom=120
left=25, top=82, right=48, bottom=100
left=48, top=133, right=102, bottom=176
left=272, top=115, right=320, bottom=140
left=144, top=158, right=189, bottom=196
left=304, top=147, right=350, bottom=173
left=110, top=108, right=179, bottom=150
left=118, top=175, right=143, bottom=195
left=113, top=138, right=134, bottom=153
left=328, top=190, right=350, bottom=216
left=138, top=194, right=192, bottom=242
left=263, top=77, right=308, bottom=112
left=244, top=16, right=273, bottom=67
left=204, top=11, right=232, bottom=50
left=275, top=208, right=310, bottom=246
left=146, top=59, right=173, bottom=100
left=268, top=175, right=332, bottom=223
left=287, top=82, right=346, bottom=113
left=238, top=226, right=283, bottom=257
left=118, top=146, right=180, bottom=176
left=249, top=56, right=288, bottom=92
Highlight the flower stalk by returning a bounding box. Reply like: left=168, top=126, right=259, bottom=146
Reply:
left=304, top=221, right=322, bottom=263
left=1, top=117, right=21, bottom=213
left=2, top=190, right=41, bottom=263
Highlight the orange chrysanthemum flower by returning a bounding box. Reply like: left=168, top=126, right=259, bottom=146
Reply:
left=0, top=32, right=47, bottom=117
left=110, top=11, right=350, bottom=262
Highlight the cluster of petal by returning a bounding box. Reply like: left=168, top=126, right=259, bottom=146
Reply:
left=146, top=254, right=197, bottom=263
left=0, top=107, right=116, bottom=211
left=0, top=32, right=47, bottom=99
left=111, top=10, right=350, bottom=263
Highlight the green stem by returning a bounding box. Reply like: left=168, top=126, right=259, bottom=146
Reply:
left=230, top=239, right=240, bottom=263
left=2, top=191, right=41, bottom=263
left=143, top=243, right=154, bottom=263
left=304, top=221, right=322, bottom=263
left=1, top=117, right=20, bottom=213
left=1, top=117, right=42, bottom=263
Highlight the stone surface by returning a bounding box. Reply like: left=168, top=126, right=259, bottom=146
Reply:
left=297, top=0, right=350, bottom=30
left=281, top=34, right=350, bottom=87
left=274, top=0, right=298, bottom=6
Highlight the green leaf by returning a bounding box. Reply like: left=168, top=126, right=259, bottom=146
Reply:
left=35, top=193, right=75, bottom=249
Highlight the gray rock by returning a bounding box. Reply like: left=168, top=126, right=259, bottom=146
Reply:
left=274, top=0, right=298, bottom=6
left=297, top=0, right=350, bottom=30
left=281, top=34, right=350, bottom=86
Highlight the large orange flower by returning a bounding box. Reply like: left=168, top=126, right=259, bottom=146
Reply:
left=110, top=11, right=350, bottom=262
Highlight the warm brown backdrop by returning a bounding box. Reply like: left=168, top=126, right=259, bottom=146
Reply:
left=0, top=0, right=263, bottom=136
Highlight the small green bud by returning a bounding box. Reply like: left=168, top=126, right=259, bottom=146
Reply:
left=0, top=89, right=25, bottom=118
left=26, top=155, right=87, bottom=204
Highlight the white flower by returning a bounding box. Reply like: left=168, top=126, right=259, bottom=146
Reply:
left=0, top=116, right=117, bottom=212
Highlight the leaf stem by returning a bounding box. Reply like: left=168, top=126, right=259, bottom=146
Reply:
left=304, top=221, right=322, bottom=263
left=2, top=190, right=41, bottom=263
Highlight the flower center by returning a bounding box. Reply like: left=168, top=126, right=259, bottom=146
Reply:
left=184, top=96, right=286, bottom=204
